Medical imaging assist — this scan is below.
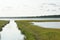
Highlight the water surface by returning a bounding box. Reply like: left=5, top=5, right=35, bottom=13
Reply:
left=0, top=18, right=60, bottom=20
left=32, top=22, right=60, bottom=29
left=1, top=20, right=25, bottom=40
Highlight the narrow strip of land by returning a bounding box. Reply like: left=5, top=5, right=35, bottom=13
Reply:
left=0, top=20, right=9, bottom=31
left=17, top=20, right=60, bottom=22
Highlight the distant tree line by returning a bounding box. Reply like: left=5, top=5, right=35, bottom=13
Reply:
left=20, top=15, right=60, bottom=18
left=0, top=15, right=60, bottom=18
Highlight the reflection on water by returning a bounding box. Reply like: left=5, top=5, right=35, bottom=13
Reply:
left=0, top=20, right=24, bottom=40
left=32, top=22, right=60, bottom=28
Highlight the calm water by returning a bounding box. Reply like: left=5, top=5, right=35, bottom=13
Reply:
left=32, top=22, right=60, bottom=29
left=0, top=20, right=25, bottom=40
left=0, top=18, right=60, bottom=20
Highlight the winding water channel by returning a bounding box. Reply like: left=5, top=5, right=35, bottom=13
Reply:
left=0, top=20, right=25, bottom=40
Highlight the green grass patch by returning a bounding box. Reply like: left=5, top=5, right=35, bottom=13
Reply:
left=17, top=20, right=60, bottom=22
left=0, top=20, right=9, bottom=31
left=16, top=20, right=60, bottom=40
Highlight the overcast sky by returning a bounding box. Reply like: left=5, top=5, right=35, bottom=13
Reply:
left=0, top=0, right=60, bottom=17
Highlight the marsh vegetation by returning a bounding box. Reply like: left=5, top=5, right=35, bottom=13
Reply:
left=0, top=20, right=9, bottom=31
left=16, top=20, right=60, bottom=40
